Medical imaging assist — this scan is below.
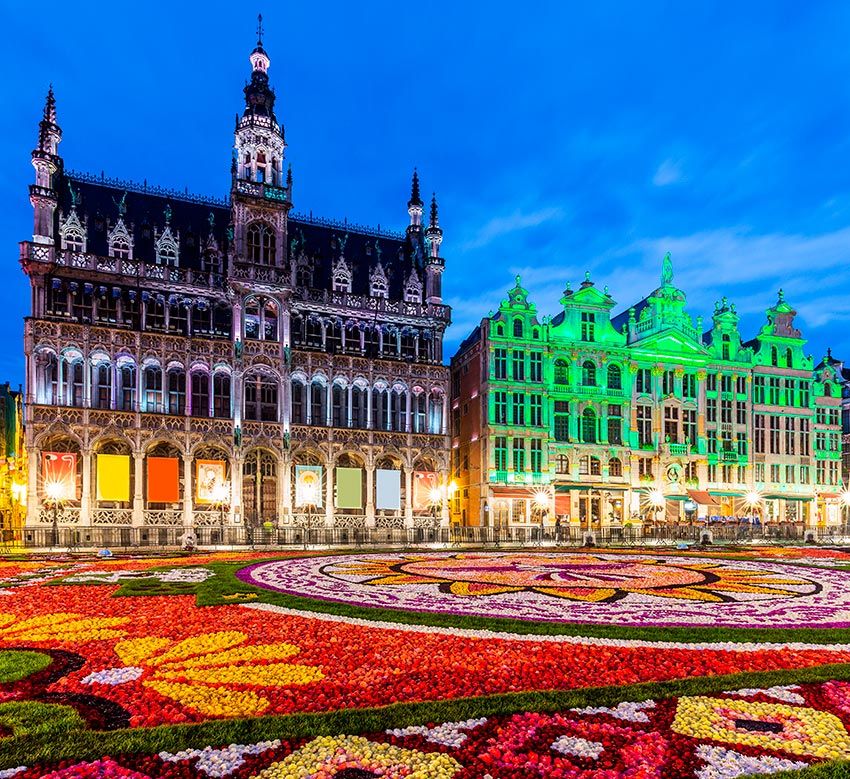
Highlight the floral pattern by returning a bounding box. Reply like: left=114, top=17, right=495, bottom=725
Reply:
left=5, top=549, right=850, bottom=778
left=236, top=551, right=848, bottom=628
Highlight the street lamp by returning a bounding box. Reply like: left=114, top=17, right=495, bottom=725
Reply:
left=300, top=476, right=319, bottom=548
left=533, top=489, right=549, bottom=545
left=840, top=490, right=850, bottom=534
left=211, top=480, right=231, bottom=544
left=44, top=479, right=65, bottom=549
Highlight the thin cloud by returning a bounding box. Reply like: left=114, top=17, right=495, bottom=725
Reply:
left=460, top=207, right=565, bottom=251
left=652, top=158, right=684, bottom=186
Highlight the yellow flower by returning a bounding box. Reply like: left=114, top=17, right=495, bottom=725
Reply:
left=113, top=631, right=324, bottom=717
left=251, top=735, right=462, bottom=778
left=0, top=612, right=129, bottom=643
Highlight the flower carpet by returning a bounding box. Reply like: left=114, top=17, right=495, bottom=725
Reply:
left=2, top=548, right=850, bottom=777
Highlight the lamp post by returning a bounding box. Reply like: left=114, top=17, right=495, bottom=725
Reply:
left=44, top=481, right=65, bottom=549
left=533, top=489, right=549, bottom=547
left=211, top=480, right=231, bottom=546
left=744, top=489, right=763, bottom=539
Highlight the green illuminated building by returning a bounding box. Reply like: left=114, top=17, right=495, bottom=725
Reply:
left=450, top=255, right=842, bottom=530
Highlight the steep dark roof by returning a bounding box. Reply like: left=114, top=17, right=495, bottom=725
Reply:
left=454, top=325, right=482, bottom=359
left=58, top=172, right=427, bottom=300
left=610, top=296, right=650, bottom=333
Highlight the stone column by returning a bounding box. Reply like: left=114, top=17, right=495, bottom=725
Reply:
left=182, top=453, right=193, bottom=528
left=80, top=449, right=92, bottom=526
left=365, top=462, right=375, bottom=528
left=282, top=455, right=292, bottom=522
left=131, top=451, right=144, bottom=527
left=441, top=393, right=448, bottom=435
left=325, top=461, right=334, bottom=527
left=404, top=466, right=414, bottom=528
left=405, top=390, right=412, bottom=433
left=366, top=388, right=373, bottom=429
left=229, top=454, right=242, bottom=526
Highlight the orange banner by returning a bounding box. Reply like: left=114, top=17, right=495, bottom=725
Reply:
left=42, top=452, right=77, bottom=501
left=147, top=457, right=180, bottom=503
left=412, top=471, right=439, bottom=510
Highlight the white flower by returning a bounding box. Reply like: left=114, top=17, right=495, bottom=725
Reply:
left=570, top=700, right=656, bottom=723
left=387, top=717, right=487, bottom=747
left=695, top=745, right=807, bottom=779
left=81, top=666, right=144, bottom=685
left=159, top=740, right=280, bottom=777
left=551, top=735, right=605, bottom=759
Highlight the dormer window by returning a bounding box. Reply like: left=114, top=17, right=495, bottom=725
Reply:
left=332, top=257, right=352, bottom=294
left=155, top=226, right=180, bottom=266
left=247, top=221, right=275, bottom=265
left=107, top=218, right=133, bottom=260
left=370, top=264, right=389, bottom=299
left=60, top=210, right=86, bottom=253
left=112, top=238, right=130, bottom=260
left=404, top=270, right=423, bottom=303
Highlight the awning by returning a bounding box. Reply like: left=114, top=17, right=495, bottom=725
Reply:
left=762, top=494, right=814, bottom=502
left=491, top=487, right=536, bottom=499
left=665, top=495, right=690, bottom=501
left=687, top=490, right=719, bottom=506
left=708, top=490, right=745, bottom=498
left=818, top=493, right=840, bottom=499
left=554, top=484, right=629, bottom=492
left=555, top=494, right=571, bottom=515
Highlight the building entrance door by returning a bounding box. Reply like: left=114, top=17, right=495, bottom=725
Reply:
left=242, top=450, right=277, bottom=526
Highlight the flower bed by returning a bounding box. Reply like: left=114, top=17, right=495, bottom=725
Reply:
left=8, top=680, right=850, bottom=777
left=0, top=548, right=849, bottom=777
left=236, top=551, right=850, bottom=629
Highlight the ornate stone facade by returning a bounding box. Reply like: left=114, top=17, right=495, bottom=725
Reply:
left=19, top=29, right=451, bottom=535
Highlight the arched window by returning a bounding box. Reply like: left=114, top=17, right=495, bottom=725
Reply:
left=213, top=373, right=231, bottom=418
left=244, top=374, right=278, bottom=422
left=532, top=327, right=540, bottom=339
left=785, top=347, right=793, bottom=367
left=263, top=300, right=279, bottom=341
left=117, top=364, right=136, bottom=411
left=143, top=366, right=162, bottom=413
left=167, top=370, right=186, bottom=415
left=92, top=362, right=111, bottom=409
left=513, top=318, right=523, bottom=338
left=495, top=323, right=504, bottom=336
left=191, top=373, right=210, bottom=418
left=255, top=151, right=267, bottom=182
left=581, top=408, right=596, bottom=443
left=582, top=361, right=596, bottom=386
left=554, top=359, right=569, bottom=385
left=63, top=228, right=84, bottom=253
left=352, top=385, right=369, bottom=429
left=607, top=364, right=622, bottom=390
left=722, top=334, right=731, bottom=361
left=609, top=457, right=622, bottom=477
left=589, top=456, right=601, bottom=476
left=290, top=379, right=305, bottom=424
left=111, top=237, right=130, bottom=260
left=771, top=346, right=778, bottom=367
left=824, top=382, right=833, bottom=398
left=246, top=222, right=275, bottom=265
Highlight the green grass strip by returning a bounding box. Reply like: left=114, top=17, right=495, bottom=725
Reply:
left=4, top=661, right=850, bottom=769
left=0, top=650, right=51, bottom=683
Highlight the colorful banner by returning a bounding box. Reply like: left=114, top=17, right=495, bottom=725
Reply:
left=147, top=457, right=180, bottom=503
left=41, top=451, right=77, bottom=501
left=295, top=465, right=323, bottom=507
left=196, top=459, right=227, bottom=504
left=413, top=471, right=439, bottom=510
left=96, top=454, right=130, bottom=502
left=336, top=467, right=362, bottom=509
left=376, top=468, right=401, bottom=510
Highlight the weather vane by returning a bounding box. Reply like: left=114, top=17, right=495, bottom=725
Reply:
left=256, top=13, right=264, bottom=45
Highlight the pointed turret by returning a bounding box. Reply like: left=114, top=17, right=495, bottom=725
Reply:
left=425, top=193, right=443, bottom=258
left=30, top=86, right=63, bottom=245
left=407, top=169, right=423, bottom=228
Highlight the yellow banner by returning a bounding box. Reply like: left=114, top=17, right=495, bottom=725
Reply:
left=96, top=454, right=130, bottom=502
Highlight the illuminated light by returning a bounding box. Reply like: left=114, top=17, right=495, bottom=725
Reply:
left=428, top=487, right=442, bottom=504
left=533, top=490, right=549, bottom=508
left=744, top=490, right=763, bottom=507
left=210, top=480, right=231, bottom=505
left=447, top=480, right=458, bottom=496
left=841, top=490, right=850, bottom=507
left=648, top=489, right=666, bottom=508
left=44, top=480, right=65, bottom=503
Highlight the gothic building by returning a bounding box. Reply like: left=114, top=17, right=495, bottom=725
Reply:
left=19, top=28, right=451, bottom=540
left=450, top=258, right=843, bottom=531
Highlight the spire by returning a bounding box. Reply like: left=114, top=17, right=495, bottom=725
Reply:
left=407, top=168, right=424, bottom=227
left=425, top=192, right=443, bottom=258
left=244, top=16, right=274, bottom=119
left=37, top=85, right=61, bottom=154
left=429, top=192, right=439, bottom=227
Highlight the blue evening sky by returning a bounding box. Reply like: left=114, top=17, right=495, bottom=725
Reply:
left=2, top=1, right=850, bottom=385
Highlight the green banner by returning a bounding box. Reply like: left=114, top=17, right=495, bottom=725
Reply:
left=336, top=467, right=362, bottom=509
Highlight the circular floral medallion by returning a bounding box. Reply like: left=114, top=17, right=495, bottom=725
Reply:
left=237, top=551, right=846, bottom=629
